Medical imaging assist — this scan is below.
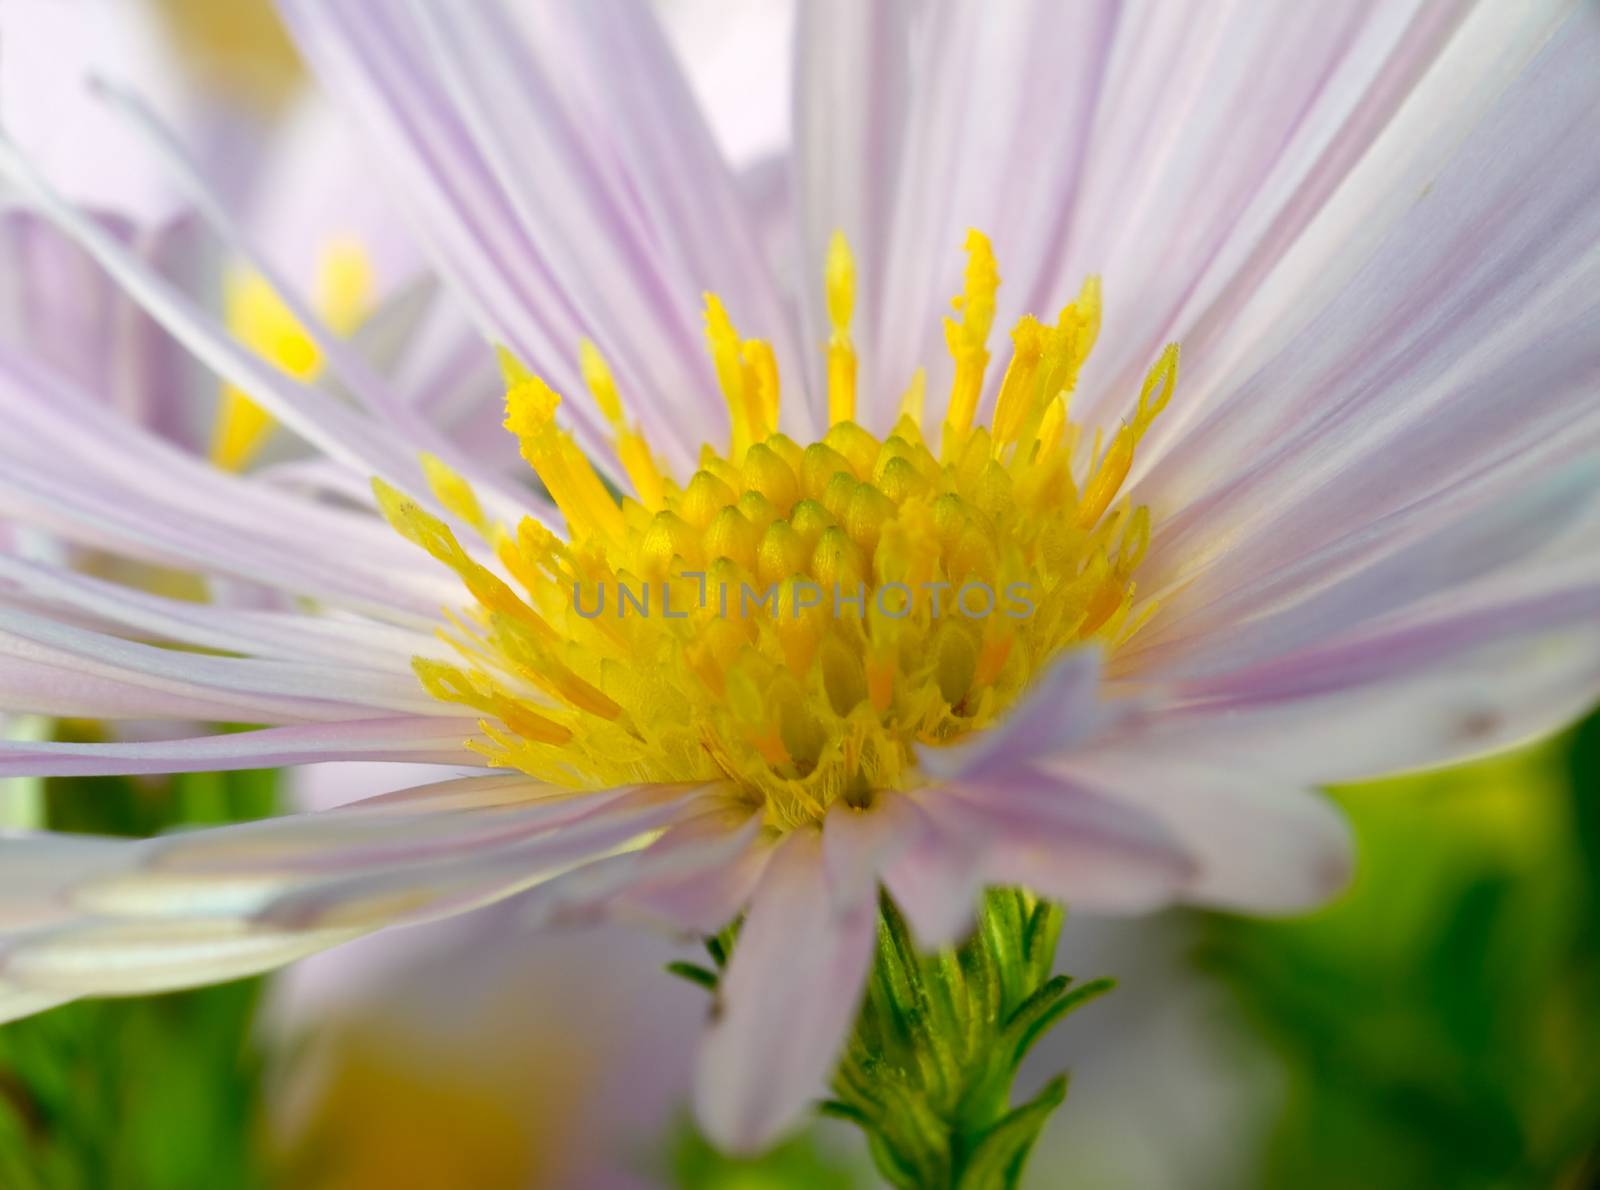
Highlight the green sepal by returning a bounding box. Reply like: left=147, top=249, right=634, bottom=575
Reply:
left=665, top=961, right=720, bottom=991
left=953, top=1075, right=1069, bottom=1190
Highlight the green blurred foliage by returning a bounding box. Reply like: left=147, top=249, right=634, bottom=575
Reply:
left=663, top=1115, right=868, bottom=1190
left=0, top=759, right=281, bottom=1190
left=1206, top=707, right=1600, bottom=1189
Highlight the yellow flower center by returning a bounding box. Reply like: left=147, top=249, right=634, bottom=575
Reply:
left=380, top=232, right=1177, bottom=830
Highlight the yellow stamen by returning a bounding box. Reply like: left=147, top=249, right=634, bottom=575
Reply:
left=579, top=340, right=667, bottom=510
left=211, top=239, right=373, bottom=472
left=501, top=353, right=628, bottom=543
left=825, top=230, right=857, bottom=426
left=941, top=230, right=1000, bottom=457
left=389, top=233, right=1178, bottom=832
left=704, top=294, right=771, bottom=460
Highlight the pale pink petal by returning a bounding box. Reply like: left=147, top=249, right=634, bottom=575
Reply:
left=821, top=794, right=920, bottom=913
left=1063, top=0, right=1475, bottom=429
left=1038, top=753, right=1353, bottom=913
left=0, top=132, right=476, bottom=512
left=275, top=0, right=735, bottom=475
left=1133, top=624, right=1600, bottom=788
left=792, top=0, right=912, bottom=419
left=619, top=829, right=774, bottom=935
left=918, top=645, right=1112, bottom=782
left=0, top=552, right=436, bottom=669
left=0, top=778, right=716, bottom=1005
left=926, top=777, right=1194, bottom=914
left=0, top=210, right=207, bottom=449
left=498, top=803, right=764, bottom=931
left=0, top=608, right=440, bottom=721
left=694, top=829, right=876, bottom=1153
left=0, top=371, right=457, bottom=617
left=1134, top=7, right=1600, bottom=624
left=0, top=979, right=69, bottom=1024
left=0, top=717, right=486, bottom=777
left=877, top=794, right=986, bottom=947
left=86, top=78, right=542, bottom=521
left=1126, top=459, right=1600, bottom=680
left=559, top=0, right=811, bottom=435
left=868, top=1, right=1116, bottom=420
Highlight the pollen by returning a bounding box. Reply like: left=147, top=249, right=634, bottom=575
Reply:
left=381, top=233, right=1178, bottom=831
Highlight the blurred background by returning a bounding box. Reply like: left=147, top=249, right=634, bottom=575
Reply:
left=1, top=1, right=1597, bottom=1186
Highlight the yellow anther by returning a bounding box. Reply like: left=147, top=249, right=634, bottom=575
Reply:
left=811, top=525, right=865, bottom=588
left=313, top=238, right=373, bottom=336
left=899, top=367, right=927, bottom=426
left=825, top=230, right=858, bottom=426
left=821, top=471, right=859, bottom=521
left=844, top=483, right=896, bottom=557
left=579, top=338, right=626, bottom=427
left=1036, top=394, right=1068, bottom=457
left=1131, top=343, right=1180, bottom=437
left=1075, top=428, right=1134, bottom=529
left=941, top=230, right=1000, bottom=455
left=933, top=622, right=978, bottom=707
left=737, top=489, right=779, bottom=536
left=576, top=339, right=668, bottom=509
left=991, top=316, right=1049, bottom=447
left=704, top=293, right=767, bottom=458
left=212, top=240, right=373, bottom=472
left=819, top=635, right=868, bottom=717
left=788, top=499, right=836, bottom=553
left=420, top=453, right=488, bottom=535
left=744, top=338, right=780, bottom=438
left=1075, top=345, right=1177, bottom=529
left=503, top=367, right=627, bottom=543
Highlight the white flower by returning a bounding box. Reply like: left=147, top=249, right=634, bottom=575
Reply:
left=0, top=0, right=1596, bottom=1154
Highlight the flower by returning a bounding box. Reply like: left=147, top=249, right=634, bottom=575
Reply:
left=2, top=0, right=1599, bottom=1156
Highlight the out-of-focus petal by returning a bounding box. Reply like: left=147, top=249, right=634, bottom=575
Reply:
left=927, top=776, right=1193, bottom=914
left=0, top=210, right=208, bottom=450
left=1039, top=753, right=1353, bottom=913
left=694, top=829, right=875, bottom=1153
left=0, top=717, right=487, bottom=777
left=0, top=777, right=719, bottom=1004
